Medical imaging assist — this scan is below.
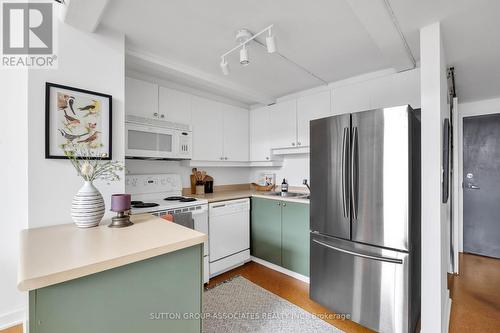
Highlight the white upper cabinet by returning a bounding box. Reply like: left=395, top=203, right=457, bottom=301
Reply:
left=125, top=77, right=158, bottom=119
left=250, top=106, right=272, bottom=161
left=297, top=90, right=332, bottom=147
left=191, top=96, right=249, bottom=162
left=332, top=82, right=371, bottom=115
left=332, top=69, right=420, bottom=115
left=191, top=96, right=224, bottom=161
left=223, top=105, right=249, bottom=161
left=269, top=99, right=297, bottom=149
left=384, top=69, right=421, bottom=109
left=158, top=86, right=192, bottom=124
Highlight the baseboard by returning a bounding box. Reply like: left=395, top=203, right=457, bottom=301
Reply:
left=444, top=293, right=452, bottom=333
left=250, top=256, right=310, bottom=283
left=0, top=309, right=25, bottom=331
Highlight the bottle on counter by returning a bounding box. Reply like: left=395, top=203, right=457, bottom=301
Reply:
left=281, top=178, right=288, bottom=193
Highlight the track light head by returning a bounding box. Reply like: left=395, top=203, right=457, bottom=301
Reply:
left=219, top=25, right=277, bottom=74
left=240, top=45, right=249, bottom=66
left=220, top=57, right=229, bottom=75
left=266, top=29, right=277, bottom=53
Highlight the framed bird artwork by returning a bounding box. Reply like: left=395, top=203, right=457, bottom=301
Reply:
left=45, top=82, right=112, bottom=159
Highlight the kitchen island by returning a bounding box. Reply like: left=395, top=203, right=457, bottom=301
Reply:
left=18, top=214, right=207, bottom=333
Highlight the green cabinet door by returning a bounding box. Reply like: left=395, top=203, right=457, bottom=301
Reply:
left=29, top=245, right=203, bottom=333
left=251, top=197, right=282, bottom=265
left=281, top=201, right=310, bottom=276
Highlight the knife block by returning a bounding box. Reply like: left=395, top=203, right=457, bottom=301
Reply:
left=190, top=175, right=196, bottom=194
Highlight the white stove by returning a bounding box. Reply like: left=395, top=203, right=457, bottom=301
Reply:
left=126, top=174, right=209, bottom=283
left=129, top=199, right=207, bottom=215
left=126, top=173, right=208, bottom=212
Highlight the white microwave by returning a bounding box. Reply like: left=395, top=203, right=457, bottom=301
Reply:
left=125, top=115, right=192, bottom=160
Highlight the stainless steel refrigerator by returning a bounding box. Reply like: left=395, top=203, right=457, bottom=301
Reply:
left=310, top=105, right=421, bottom=333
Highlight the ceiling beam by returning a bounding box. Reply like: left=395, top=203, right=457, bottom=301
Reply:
left=126, top=48, right=276, bottom=105
left=59, top=0, right=110, bottom=32
left=346, top=0, right=416, bottom=72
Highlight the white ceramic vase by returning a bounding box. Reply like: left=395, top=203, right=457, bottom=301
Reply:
left=71, top=181, right=105, bottom=228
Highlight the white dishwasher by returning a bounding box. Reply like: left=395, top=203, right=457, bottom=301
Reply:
left=209, top=198, right=250, bottom=277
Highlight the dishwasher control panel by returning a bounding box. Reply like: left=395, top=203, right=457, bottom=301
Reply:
left=209, top=198, right=250, bottom=217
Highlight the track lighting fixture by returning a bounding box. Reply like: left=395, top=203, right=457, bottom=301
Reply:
left=239, top=45, right=249, bottom=66
left=220, top=57, right=230, bottom=75
left=266, top=28, right=276, bottom=54
left=217, top=24, right=327, bottom=85
left=219, top=24, right=276, bottom=75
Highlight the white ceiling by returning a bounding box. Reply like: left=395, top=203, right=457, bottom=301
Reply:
left=100, top=0, right=500, bottom=104
left=384, top=0, right=500, bottom=103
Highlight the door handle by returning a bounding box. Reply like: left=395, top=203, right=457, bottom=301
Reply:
left=341, top=127, right=349, bottom=219
left=212, top=204, right=226, bottom=208
left=351, top=127, right=359, bottom=220
left=465, top=184, right=480, bottom=190
left=312, top=239, right=403, bottom=264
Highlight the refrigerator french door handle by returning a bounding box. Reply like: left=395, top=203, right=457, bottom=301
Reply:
left=351, top=127, right=359, bottom=220
left=312, top=239, right=403, bottom=264
left=341, top=127, right=349, bottom=219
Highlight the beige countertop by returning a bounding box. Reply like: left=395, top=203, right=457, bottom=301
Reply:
left=189, top=189, right=310, bottom=204
left=18, top=214, right=207, bottom=292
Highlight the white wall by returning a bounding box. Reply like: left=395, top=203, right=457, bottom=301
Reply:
left=0, top=70, right=29, bottom=328
left=249, top=68, right=421, bottom=187
left=420, top=22, right=451, bottom=333
left=0, top=20, right=126, bottom=328
left=27, top=24, right=125, bottom=229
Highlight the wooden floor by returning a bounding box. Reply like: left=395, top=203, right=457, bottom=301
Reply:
left=449, top=253, right=500, bottom=333
left=0, top=325, right=22, bottom=333
left=207, top=261, right=373, bottom=333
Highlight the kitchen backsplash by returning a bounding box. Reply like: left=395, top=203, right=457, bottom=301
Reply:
left=125, top=154, right=310, bottom=189
left=125, top=159, right=253, bottom=188
left=249, top=154, right=310, bottom=187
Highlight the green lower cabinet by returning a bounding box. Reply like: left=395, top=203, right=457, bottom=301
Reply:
left=29, top=245, right=203, bottom=333
left=251, top=197, right=282, bottom=266
left=281, top=201, right=310, bottom=277
left=251, top=197, right=310, bottom=277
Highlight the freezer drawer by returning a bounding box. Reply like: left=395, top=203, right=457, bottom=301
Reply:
left=310, top=234, right=410, bottom=333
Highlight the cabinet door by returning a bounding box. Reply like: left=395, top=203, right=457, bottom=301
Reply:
left=250, top=106, right=272, bottom=161
left=297, top=90, right=331, bottom=147
left=282, top=202, right=310, bottom=276
left=125, top=77, right=158, bottom=119
left=269, top=99, right=297, bottom=149
left=191, top=96, right=223, bottom=161
left=223, top=105, right=249, bottom=161
left=372, top=69, right=420, bottom=109
left=158, top=86, right=192, bottom=124
left=251, top=198, right=282, bottom=266
left=332, top=82, right=370, bottom=116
